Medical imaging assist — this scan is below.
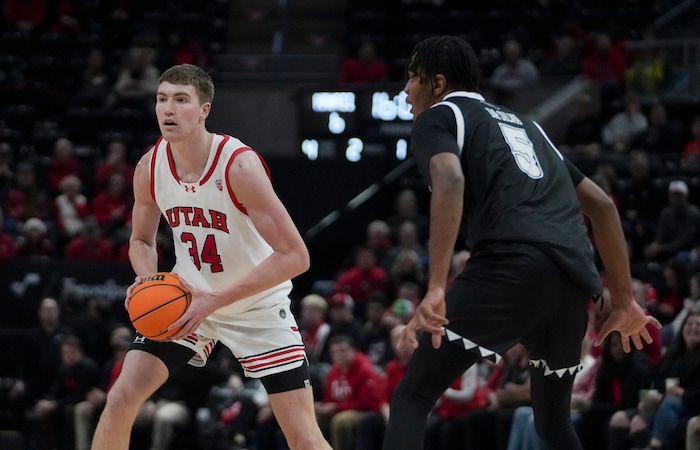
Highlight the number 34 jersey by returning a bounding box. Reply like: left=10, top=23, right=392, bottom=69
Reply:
left=149, top=133, right=293, bottom=322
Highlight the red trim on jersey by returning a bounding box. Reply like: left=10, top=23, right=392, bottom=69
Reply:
left=149, top=137, right=164, bottom=203
left=200, top=134, right=229, bottom=185
left=165, top=142, right=180, bottom=183
left=225, top=147, right=271, bottom=215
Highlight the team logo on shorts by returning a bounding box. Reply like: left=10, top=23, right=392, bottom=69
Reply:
left=279, top=309, right=286, bottom=319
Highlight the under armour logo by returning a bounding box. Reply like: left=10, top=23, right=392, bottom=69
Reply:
left=184, top=185, right=196, bottom=193
left=133, top=336, right=146, bottom=344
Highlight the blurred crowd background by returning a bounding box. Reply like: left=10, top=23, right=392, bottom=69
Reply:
left=1, top=0, right=700, bottom=449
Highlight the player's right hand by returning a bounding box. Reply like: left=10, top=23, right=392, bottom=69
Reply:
left=124, top=275, right=148, bottom=309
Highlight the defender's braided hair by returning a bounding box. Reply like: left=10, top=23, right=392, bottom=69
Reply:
left=407, top=36, right=481, bottom=92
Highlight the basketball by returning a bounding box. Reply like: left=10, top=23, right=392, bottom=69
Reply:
left=128, top=272, right=191, bottom=341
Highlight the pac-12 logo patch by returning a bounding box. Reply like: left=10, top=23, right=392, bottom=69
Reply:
left=216, top=179, right=223, bottom=191
left=279, top=309, right=286, bottom=319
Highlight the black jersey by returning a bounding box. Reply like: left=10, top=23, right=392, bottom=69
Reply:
left=411, top=91, right=601, bottom=295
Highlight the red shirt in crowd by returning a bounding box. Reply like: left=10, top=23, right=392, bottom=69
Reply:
left=321, top=351, right=384, bottom=412
left=65, top=235, right=113, bottom=260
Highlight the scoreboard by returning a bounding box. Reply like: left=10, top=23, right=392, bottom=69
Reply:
left=298, top=86, right=414, bottom=163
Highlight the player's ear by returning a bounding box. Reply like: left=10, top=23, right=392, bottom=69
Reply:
left=201, top=102, right=211, bottom=119
left=432, top=74, right=447, bottom=96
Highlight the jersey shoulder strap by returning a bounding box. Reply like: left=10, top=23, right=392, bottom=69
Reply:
left=432, top=100, right=465, bottom=154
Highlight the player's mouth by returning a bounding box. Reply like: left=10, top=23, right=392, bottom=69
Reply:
left=162, top=119, right=177, bottom=128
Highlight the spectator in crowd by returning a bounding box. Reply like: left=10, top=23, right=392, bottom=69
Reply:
left=538, top=35, right=582, bottom=77
left=173, top=33, right=210, bottom=70
left=320, top=292, right=363, bottom=364
left=47, top=0, right=82, bottom=35
left=489, top=38, right=540, bottom=95
left=198, top=371, right=259, bottom=450
left=644, top=180, right=700, bottom=264
left=0, top=142, right=15, bottom=193
left=54, top=174, right=90, bottom=245
left=381, top=220, right=427, bottom=273
left=387, top=248, right=426, bottom=295
left=15, top=217, right=54, bottom=259
left=72, top=47, right=112, bottom=109
left=314, top=334, right=384, bottom=450
left=103, top=46, right=160, bottom=113
left=0, top=207, right=17, bottom=260
left=337, top=40, right=389, bottom=84
left=601, top=93, right=648, bottom=153
left=631, top=102, right=685, bottom=159
left=12, top=298, right=74, bottom=408
left=386, top=297, right=415, bottom=327
left=64, top=215, right=114, bottom=261
left=664, top=272, right=700, bottom=346
left=300, top=293, right=331, bottom=366
left=558, top=92, right=603, bottom=158
left=608, top=310, right=700, bottom=450
left=681, top=115, right=700, bottom=172
left=335, top=246, right=390, bottom=318
left=648, top=261, right=690, bottom=327
left=46, top=137, right=82, bottom=193
left=689, top=413, right=700, bottom=450
left=357, top=291, right=394, bottom=369
left=93, top=139, right=135, bottom=195
left=2, top=0, right=48, bottom=32
left=354, top=324, right=412, bottom=450
left=338, top=220, right=393, bottom=274
left=300, top=292, right=332, bottom=400
left=618, top=150, right=665, bottom=262
left=4, top=162, right=52, bottom=227
left=25, top=334, right=100, bottom=450
left=385, top=189, right=428, bottom=243
left=581, top=32, right=626, bottom=113
left=576, top=330, right=653, bottom=450
left=91, top=172, right=131, bottom=238
left=625, top=46, right=666, bottom=96
left=425, top=364, right=488, bottom=450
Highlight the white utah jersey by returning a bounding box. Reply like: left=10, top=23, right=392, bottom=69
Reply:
left=149, top=133, right=292, bottom=323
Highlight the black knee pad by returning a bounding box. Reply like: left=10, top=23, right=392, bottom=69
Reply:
left=260, top=359, right=312, bottom=394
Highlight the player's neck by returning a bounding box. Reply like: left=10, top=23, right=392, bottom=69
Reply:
left=170, top=131, right=213, bottom=181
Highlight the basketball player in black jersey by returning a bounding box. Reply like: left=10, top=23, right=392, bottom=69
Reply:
left=382, top=36, right=661, bottom=450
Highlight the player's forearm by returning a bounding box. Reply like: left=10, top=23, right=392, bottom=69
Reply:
left=588, top=199, right=633, bottom=301
left=427, top=160, right=464, bottom=290
left=218, top=247, right=309, bottom=306
left=128, top=238, right=159, bottom=276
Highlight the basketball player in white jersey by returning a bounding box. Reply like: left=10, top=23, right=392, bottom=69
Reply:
left=91, top=64, right=332, bottom=450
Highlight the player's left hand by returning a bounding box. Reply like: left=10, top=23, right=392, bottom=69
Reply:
left=400, top=288, right=449, bottom=351
left=167, top=278, right=219, bottom=341
left=593, top=300, right=661, bottom=353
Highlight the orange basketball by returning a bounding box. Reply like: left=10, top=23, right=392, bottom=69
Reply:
left=128, top=272, right=191, bottom=341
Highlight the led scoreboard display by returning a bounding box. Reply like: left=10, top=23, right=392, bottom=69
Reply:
left=298, top=87, right=414, bottom=162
